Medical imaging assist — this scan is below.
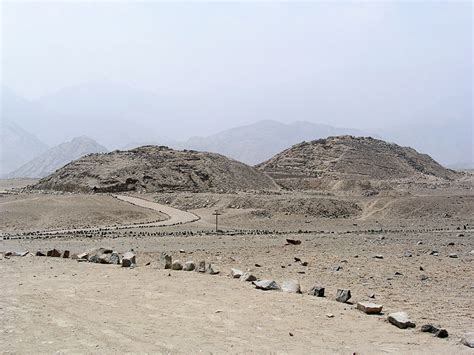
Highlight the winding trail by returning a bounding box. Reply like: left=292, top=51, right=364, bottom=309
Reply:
left=113, top=195, right=199, bottom=227
left=1, top=195, right=200, bottom=238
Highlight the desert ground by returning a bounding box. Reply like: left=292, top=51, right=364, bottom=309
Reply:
left=1, top=178, right=473, bottom=353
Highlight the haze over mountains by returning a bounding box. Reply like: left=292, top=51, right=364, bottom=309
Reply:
left=7, top=136, right=108, bottom=178
left=1, top=83, right=472, bottom=176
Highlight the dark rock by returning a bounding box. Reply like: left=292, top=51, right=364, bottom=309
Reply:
left=62, top=250, right=70, bottom=258
left=47, top=249, right=61, bottom=257
left=240, top=272, right=257, bottom=282
left=307, top=285, right=325, bottom=297
left=172, top=260, right=183, bottom=270
left=286, top=239, right=301, bottom=245
left=183, top=261, right=195, bottom=271
left=196, top=261, right=206, bottom=273
left=121, top=252, right=136, bottom=267
left=335, top=289, right=351, bottom=303
left=35, top=251, right=46, bottom=257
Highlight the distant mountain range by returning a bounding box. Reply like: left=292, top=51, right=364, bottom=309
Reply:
left=1, top=82, right=471, bottom=173
left=6, top=136, right=108, bottom=178
left=176, top=120, right=371, bottom=165
left=0, top=120, right=49, bottom=176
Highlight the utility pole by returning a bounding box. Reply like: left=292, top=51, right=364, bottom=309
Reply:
left=212, top=211, right=222, bottom=234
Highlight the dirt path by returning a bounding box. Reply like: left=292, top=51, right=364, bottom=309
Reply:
left=2, top=195, right=200, bottom=237
left=113, top=195, right=199, bottom=227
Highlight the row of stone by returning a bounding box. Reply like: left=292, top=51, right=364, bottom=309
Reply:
left=35, top=248, right=137, bottom=267
left=227, top=268, right=458, bottom=343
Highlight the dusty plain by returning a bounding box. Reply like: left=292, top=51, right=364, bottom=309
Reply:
left=1, top=178, right=473, bottom=354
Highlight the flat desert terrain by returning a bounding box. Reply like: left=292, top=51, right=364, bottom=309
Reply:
left=1, top=179, right=473, bottom=353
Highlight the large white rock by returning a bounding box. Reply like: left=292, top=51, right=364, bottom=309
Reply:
left=462, top=332, right=474, bottom=348
left=388, top=312, right=416, bottom=329
left=357, top=301, right=383, bottom=314
left=253, top=280, right=280, bottom=291
left=281, top=280, right=301, bottom=294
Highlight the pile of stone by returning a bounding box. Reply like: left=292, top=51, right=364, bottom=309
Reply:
left=34, top=247, right=136, bottom=268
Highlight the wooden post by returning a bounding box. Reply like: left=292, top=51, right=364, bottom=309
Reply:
left=212, top=211, right=222, bottom=234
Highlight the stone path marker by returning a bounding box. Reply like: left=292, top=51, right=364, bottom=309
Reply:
left=196, top=261, right=206, bottom=273
left=230, top=268, right=243, bottom=279
left=172, top=260, right=183, bottom=270
left=253, top=280, right=280, bottom=291
left=205, top=263, right=219, bottom=275
left=240, top=272, right=257, bottom=282
left=335, top=289, right=351, bottom=303
left=47, top=249, right=61, bottom=257
left=462, top=332, right=474, bottom=348
left=281, top=280, right=301, bottom=294
left=121, top=252, right=136, bottom=267
left=308, top=285, right=325, bottom=297
left=421, top=324, right=448, bottom=338
left=387, top=312, right=416, bottom=329
left=183, top=261, right=195, bottom=271
left=356, top=301, right=383, bottom=314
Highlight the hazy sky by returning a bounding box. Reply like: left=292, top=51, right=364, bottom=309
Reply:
left=1, top=1, right=472, bottom=133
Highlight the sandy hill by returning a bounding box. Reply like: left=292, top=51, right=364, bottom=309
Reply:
left=33, top=146, right=278, bottom=193
left=257, top=136, right=460, bottom=191
left=7, top=136, right=108, bottom=178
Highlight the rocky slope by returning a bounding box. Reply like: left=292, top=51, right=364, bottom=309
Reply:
left=8, top=136, right=108, bottom=178
left=257, top=136, right=460, bottom=191
left=33, top=146, right=278, bottom=193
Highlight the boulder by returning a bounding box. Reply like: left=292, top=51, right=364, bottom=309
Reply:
left=308, top=285, right=325, bottom=297
left=357, top=301, right=383, bottom=314
left=230, top=268, right=243, bottom=279
left=172, top=260, right=183, bottom=270
left=62, top=250, right=70, bottom=258
left=335, top=289, right=351, bottom=303
left=253, top=280, right=280, bottom=291
left=183, top=261, right=195, bottom=271
left=281, top=280, right=301, bottom=293
left=47, top=249, right=61, bottom=257
left=76, top=252, right=88, bottom=261
left=461, top=332, right=474, bottom=348
left=109, top=252, right=120, bottom=265
left=240, top=272, right=257, bottom=282
left=205, top=263, right=219, bottom=275
left=160, top=252, right=172, bottom=269
left=196, top=261, right=206, bottom=273
left=121, top=252, right=136, bottom=267
left=387, top=312, right=416, bottom=329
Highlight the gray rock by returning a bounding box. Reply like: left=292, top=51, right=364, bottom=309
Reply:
left=121, top=252, right=136, bottom=267
left=160, top=252, right=172, bottom=269
left=109, top=252, right=120, bottom=265
left=47, top=249, right=61, bottom=257
left=335, top=289, right=351, bottom=303
left=404, top=251, right=412, bottom=257
left=387, top=312, right=416, bottom=329
left=172, top=260, right=183, bottom=270
left=448, top=253, right=458, bottom=258
left=281, top=280, right=301, bottom=294
left=205, top=263, right=219, bottom=275
left=183, top=261, right=195, bottom=271
left=373, top=255, right=384, bottom=259
left=230, top=268, right=243, bottom=279
left=357, top=301, right=383, bottom=314
left=240, top=272, right=257, bottom=282
left=196, top=261, right=206, bottom=273
left=461, top=332, right=474, bottom=348
left=77, top=252, right=88, bottom=260
left=253, top=280, right=280, bottom=291
left=421, top=324, right=448, bottom=338
left=307, top=285, right=325, bottom=297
